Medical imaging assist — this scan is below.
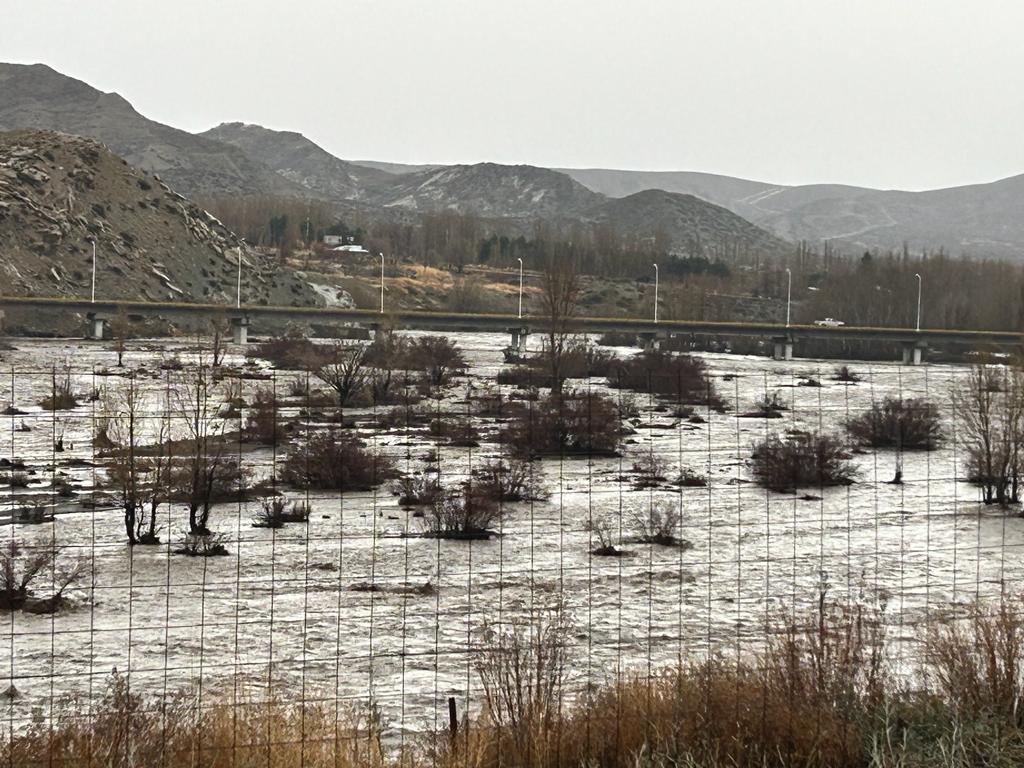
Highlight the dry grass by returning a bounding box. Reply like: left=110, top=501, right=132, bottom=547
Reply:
left=12, top=595, right=1024, bottom=767
left=1, top=674, right=388, bottom=768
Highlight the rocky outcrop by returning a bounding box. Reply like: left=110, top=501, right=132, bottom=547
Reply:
left=0, top=130, right=318, bottom=308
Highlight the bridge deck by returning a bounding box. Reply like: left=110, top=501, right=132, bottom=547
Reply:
left=1, top=295, right=1021, bottom=345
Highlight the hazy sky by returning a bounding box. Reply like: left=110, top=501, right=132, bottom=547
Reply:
left=5, top=0, right=1024, bottom=189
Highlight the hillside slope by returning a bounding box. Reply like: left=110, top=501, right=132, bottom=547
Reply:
left=562, top=166, right=1024, bottom=258
left=368, top=162, right=605, bottom=218
left=586, top=189, right=791, bottom=258
left=0, top=130, right=316, bottom=305
left=200, top=122, right=394, bottom=201
left=0, top=63, right=300, bottom=200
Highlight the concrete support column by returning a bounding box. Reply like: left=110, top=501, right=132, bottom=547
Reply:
left=230, top=316, right=249, bottom=345
left=901, top=341, right=925, bottom=366
left=0, top=308, right=5, bottom=334
left=771, top=336, right=794, bottom=361
left=509, top=327, right=529, bottom=353
left=87, top=314, right=106, bottom=340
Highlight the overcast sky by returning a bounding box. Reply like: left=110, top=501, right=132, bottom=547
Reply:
left=5, top=0, right=1023, bottom=190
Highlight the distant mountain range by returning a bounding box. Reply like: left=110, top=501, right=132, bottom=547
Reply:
left=3, top=62, right=1024, bottom=260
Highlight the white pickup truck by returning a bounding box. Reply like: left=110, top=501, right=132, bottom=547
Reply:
left=814, top=318, right=845, bottom=327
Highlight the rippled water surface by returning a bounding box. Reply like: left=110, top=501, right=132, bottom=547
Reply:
left=1, top=333, right=1018, bottom=733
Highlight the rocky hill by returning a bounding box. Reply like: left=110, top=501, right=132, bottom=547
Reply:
left=0, top=63, right=300, bottom=200
left=0, top=129, right=316, bottom=306
left=369, top=162, right=604, bottom=218
left=586, top=189, right=791, bottom=258
left=200, top=122, right=394, bottom=201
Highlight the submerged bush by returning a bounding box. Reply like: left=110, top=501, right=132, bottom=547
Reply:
left=630, top=501, right=686, bottom=547
left=252, top=496, right=310, bottom=528
left=281, top=431, right=397, bottom=490
left=846, top=396, right=942, bottom=450
left=473, top=458, right=548, bottom=502
left=752, top=431, right=857, bottom=492
left=502, top=391, right=624, bottom=457
left=607, top=350, right=719, bottom=405
left=424, top=487, right=500, bottom=538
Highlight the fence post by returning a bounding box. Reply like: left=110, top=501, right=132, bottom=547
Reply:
left=448, top=696, right=458, bottom=743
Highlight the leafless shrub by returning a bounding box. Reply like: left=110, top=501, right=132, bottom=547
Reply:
left=833, top=365, right=862, bottom=383
left=607, top=350, right=719, bottom=405
left=424, top=487, right=500, bottom=538
left=928, top=595, right=1024, bottom=725
left=0, top=541, right=84, bottom=613
left=752, top=431, right=857, bottom=492
left=38, top=364, right=78, bottom=411
left=475, top=602, right=572, bottom=761
left=393, top=475, right=444, bottom=507
left=630, top=501, right=685, bottom=546
left=0, top=470, right=30, bottom=488
left=244, top=387, right=283, bottom=444
left=252, top=496, right=310, bottom=528
left=674, top=467, right=708, bottom=487
left=846, top=396, right=942, bottom=450
left=502, top=391, right=623, bottom=457
left=473, top=458, right=548, bottom=502
left=428, top=415, right=480, bottom=447
left=630, top=453, right=670, bottom=489
left=314, top=342, right=370, bottom=407
left=174, top=532, right=230, bottom=557
left=253, top=331, right=321, bottom=369
left=281, top=430, right=397, bottom=491
left=586, top=515, right=626, bottom=556
left=742, top=389, right=787, bottom=418
left=405, top=335, right=467, bottom=386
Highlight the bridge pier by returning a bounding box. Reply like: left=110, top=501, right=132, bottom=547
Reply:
left=639, top=331, right=669, bottom=353
left=86, top=313, right=106, bottom=340
left=507, top=327, right=532, bottom=358
left=900, top=340, right=926, bottom=366
left=771, top=335, right=794, bottom=361
left=230, top=316, right=249, bottom=345
left=0, top=308, right=5, bottom=334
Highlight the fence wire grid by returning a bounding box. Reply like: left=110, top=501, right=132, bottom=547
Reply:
left=0, top=332, right=1021, bottom=765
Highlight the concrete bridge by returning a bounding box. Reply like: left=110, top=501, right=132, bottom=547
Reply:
left=1, top=295, right=1021, bottom=364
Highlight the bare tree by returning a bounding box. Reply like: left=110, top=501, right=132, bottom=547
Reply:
left=109, top=308, right=129, bottom=368
left=315, top=343, right=369, bottom=407
left=538, top=249, right=580, bottom=393
left=103, top=373, right=145, bottom=544
left=173, top=360, right=243, bottom=535
left=475, top=602, right=572, bottom=761
left=954, top=365, right=1024, bottom=505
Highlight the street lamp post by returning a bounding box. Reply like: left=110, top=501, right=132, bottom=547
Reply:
left=236, top=246, right=243, bottom=309
left=91, top=240, right=97, bottom=303
left=653, top=263, right=659, bottom=323
left=915, top=273, right=922, bottom=332
left=380, top=252, right=385, bottom=314
left=516, top=257, right=524, bottom=319
left=785, top=267, right=792, bottom=328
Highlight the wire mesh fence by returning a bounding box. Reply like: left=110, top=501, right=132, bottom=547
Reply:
left=1, top=333, right=1023, bottom=766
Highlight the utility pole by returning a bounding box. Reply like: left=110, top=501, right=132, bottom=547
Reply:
left=652, top=263, right=659, bottom=323
left=785, top=267, right=792, bottom=328
left=516, top=257, right=524, bottom=319
left=236, top=246, right=243, bottom=309
left=915, top=272, right=922, bottom=332
left=91, top=240, right=97, bottom=303
left=380, top=252, right=385, bottom=314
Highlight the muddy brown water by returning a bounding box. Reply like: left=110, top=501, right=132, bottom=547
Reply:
left=0, top=333, right=1018, bottom=736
